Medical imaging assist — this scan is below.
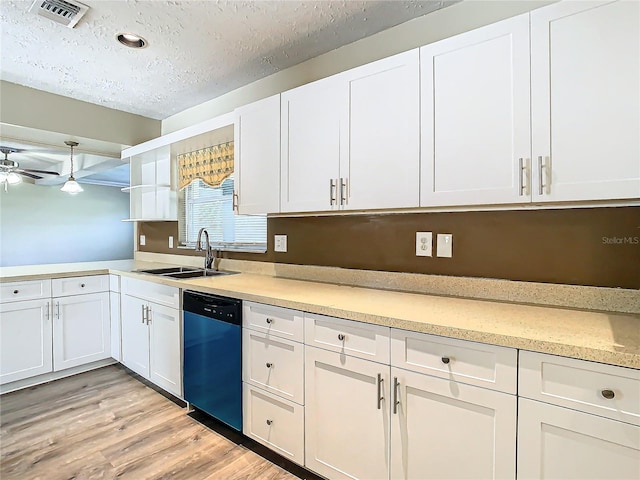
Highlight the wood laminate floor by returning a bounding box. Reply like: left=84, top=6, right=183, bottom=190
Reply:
left=0, top=365, right=300, bottom=480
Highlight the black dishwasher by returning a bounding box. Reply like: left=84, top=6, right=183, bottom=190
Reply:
left=183, top=290, right=242, bottom=431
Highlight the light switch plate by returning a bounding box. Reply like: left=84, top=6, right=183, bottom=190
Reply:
left=416, top=232, right=433, bottom=257
left=436, top=233, right=453, bottom=258
left=274, top=234, right=287, bottom=253
left=139, top=235, right=146, bottom=246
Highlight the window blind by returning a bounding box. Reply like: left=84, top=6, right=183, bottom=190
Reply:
left=178, top=176, right=267, bottom=252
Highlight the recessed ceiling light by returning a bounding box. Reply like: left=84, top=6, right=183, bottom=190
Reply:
left=116, top=33, right=147, bottom=49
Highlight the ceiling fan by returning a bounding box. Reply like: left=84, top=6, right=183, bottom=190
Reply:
left=0, top=146, right=60, bottom=191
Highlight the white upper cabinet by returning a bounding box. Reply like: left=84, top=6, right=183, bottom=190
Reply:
left=344, top=49, right=420, bottom=210
left=420, top=14, right=531, bottom=207
left=281, top=50, right=419, bottom=213
left=281, top=75, right=347, bottom=213
left=530, top=0, right=640, bottom=202
left=234, top=94, right=281, bottom=214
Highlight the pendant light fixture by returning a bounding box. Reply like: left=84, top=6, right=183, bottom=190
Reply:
left=60, top=141, right=83, bottom=194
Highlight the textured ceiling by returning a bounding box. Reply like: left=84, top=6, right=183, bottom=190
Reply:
left=1, top=0, right=454, bottom=120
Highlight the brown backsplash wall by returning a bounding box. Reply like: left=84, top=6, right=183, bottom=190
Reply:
left=138, top=206, right=640, bottom=289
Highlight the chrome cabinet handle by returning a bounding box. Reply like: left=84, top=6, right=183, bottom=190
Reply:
left=141, top=304, right=146, bottom=324
left=45, top=301, right=50, bottom=321
left=377, top=373, right=384, bottom=410
left=518, top=158, right=529, bottom=196
left=538, top=156, right=548, bottom=195
left=266, top=362, right=272, bottom=369
left=232, top=191, right=239, bottom=212
left=393, top=377, right=400, bottom=414
left=329, top=179, right=337, bottom=205
left=601, top=389, right=615, bottom=400
left=266, top=419, right=273, bottom=426
left=337, top=333, right=345, bottom=341
left=339, top=177, right=348, bottom=205
left=55, top=302, right=60, bottom=320
left=146, top=306, right=151, bottom=325
left=441, top=357, right=451, bottom=365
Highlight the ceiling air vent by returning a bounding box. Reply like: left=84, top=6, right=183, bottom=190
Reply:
left=28, top=0, right=89, bottom=28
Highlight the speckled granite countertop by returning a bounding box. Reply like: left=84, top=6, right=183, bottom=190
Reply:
left=2, top=260, right=638, bottom=369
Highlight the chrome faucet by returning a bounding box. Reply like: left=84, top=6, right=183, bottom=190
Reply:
left=196, top=228, right=214, bottom=270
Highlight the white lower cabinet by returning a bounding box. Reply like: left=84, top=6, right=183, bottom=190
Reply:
left=53, top=291, right=110, bottom=371
left=517, top=398, right=640, bottom=480
left=243, top=384, right=304, bottom=463
left=242, top=301, right=305, bottom=465
left=0, top=299, right=52, bottom=384
left=121, top=291, right=182, bottom=397
left=517, top=350, right=640, bottom=480
left=390, top=366, right=516, bottom=480
left=305, top=344, right=391, bottom=480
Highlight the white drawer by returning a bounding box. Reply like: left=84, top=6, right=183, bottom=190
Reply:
left=121, top=276, right=180, bottom=309
left=305, top=313, right=390, bottom=364
left=109, top=274, right=120, bottom=293
left=243, top=302, right=303, bottom=342
left=52, top=275, right=109, bottom=297
left=519, top=350, right=640, bottom=426
left=243, top=329, right=304, bottom=404
left=0, top=279, right=51, bottom=303
left=243, top=383, right=304, bottom=466
left=391, top=329, right=517, bottom=394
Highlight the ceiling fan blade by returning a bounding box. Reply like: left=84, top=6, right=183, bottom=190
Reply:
left=15, top=171, right=43, bottom=180
left=18, top=168, right=60, bottom=176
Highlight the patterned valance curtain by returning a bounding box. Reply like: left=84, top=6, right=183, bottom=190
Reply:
left=178, top=141, right=234, bottom=190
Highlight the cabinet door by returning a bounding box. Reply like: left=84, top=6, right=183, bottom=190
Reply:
left=518, top=398, right=640, bottom=480
left=53, top=292, right=111, bottom=371
left=305, top=345, right=390, bottom=480
left=345, top=49, right=420, bottom=210
left=280, top=75, right=348, bottom=212
left=390, top=367, right=516, bottom=480
left=148, top=302, right=182, bottom=397
left=0, top=299, right=52, bottom=384
left=235, top=94, right=281, bottom=214
left=421, top=14, right=531, bottom=207
left=120, top=294, right=150, bottom=378
left=531, top=0, right=640, bottom=202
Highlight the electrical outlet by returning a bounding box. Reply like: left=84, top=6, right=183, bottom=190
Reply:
left=436, top=233, right=453, bottom=258
left=274, top=234, right=287, bottom=252
left=169, top=236, right=174, bottom=248
left=415, top=232, right=433, bottom=257
left=139, top=235, right=146, bottom=246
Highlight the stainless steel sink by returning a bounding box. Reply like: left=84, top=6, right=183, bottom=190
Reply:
left=135, top=267, right=237, bottom=279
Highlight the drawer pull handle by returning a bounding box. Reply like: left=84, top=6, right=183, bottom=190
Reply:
left=13, top=289, right=18, bottom=294
left=601, top=389, right=615, bottom=400
left=266, top=362, right=272, bottom=369
left=266, top=419, right=273, bottom=426
left=441, top=357, right=451, bottom=364
left=80, top=283, right=85, bottom=288
left=265, top=318, right=273, bottom=324
left=338, top=333, right=345, bottom=341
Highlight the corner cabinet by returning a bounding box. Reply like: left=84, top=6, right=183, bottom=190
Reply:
left=281, top=49, right=420, bottom=213
left=234, top=94, right=281, bottom=214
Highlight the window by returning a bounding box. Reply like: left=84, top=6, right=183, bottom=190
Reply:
left=178, top=175, right=267, bottom=252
